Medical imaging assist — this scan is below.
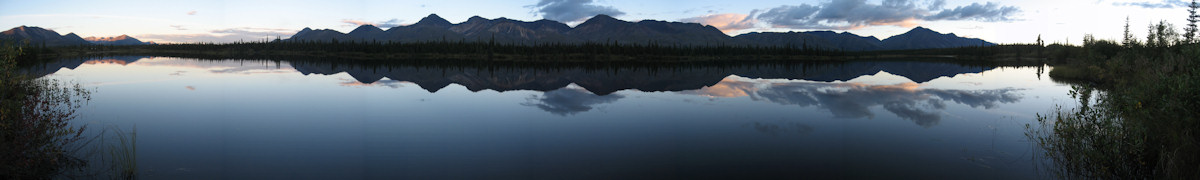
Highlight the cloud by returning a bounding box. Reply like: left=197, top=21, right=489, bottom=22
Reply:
left=187, top=11, right=197, bottom=15
left=928, top=0, right=946, bottom=11
left=925, top=2, right=1021, bottom=21
left=340, top=18, right=403, bottom=28
left=137, top=27, right=294, bottom=43
left=530, top=0, right=625, bottom=22
left=681, top=13, right=760, bottom=33
left=375, top=19, right=402, bottom=28
left=169, top=25, right=187, bottom=30
left=755, top=4, right=823, bottom=28
left=523, top=88, right=624, bottom=116
left=754, top=0, right=1020, bottom=30
left=185, top=86, right=195, bottom=90
left=341, top=19, right=373, bottom=26
left=1112, top=0, right=1190, bottom=8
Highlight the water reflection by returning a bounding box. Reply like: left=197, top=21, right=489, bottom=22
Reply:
left=24, top=56, right=1025, bottom=123
left=22, top=56, right=996, bottom=94
left=743, top=121, right=815, bottom=136
left=21, top=56, right=1058, bottom=179
left=19, top=56, right=150, bottom=77
left=523, top=88, right=625, bottom=116
left=685, top=79, right=1023, bottom=127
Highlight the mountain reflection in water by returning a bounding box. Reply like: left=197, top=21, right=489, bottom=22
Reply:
left=27, top=56, right=996, bottom=93
left=23, top=56, right=1025, bottom=126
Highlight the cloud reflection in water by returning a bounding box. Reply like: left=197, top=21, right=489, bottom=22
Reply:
left=685, top=77, right=1023, bottom=127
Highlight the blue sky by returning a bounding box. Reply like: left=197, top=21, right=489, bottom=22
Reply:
left=0, top=0, right=1192, bottom=44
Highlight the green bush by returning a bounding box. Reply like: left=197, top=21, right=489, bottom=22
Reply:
left=1, top=42, right=93, bottom=179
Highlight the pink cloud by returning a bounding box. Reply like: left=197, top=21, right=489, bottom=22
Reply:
left=341, top=19, right=373, bottom=26
left=681, top=13, right=758, bottom=34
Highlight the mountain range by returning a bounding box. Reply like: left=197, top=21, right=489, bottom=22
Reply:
left=2, top=14, right=994, bottom=51
left=0, top=26, right=91, bottom=46
left=288, top=14, right=995, bottom=51
left=0, top=26, right=148, bottom=46
left=84, top=34, right=149, bottom=45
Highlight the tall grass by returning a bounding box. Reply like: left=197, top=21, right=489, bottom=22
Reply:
left=1034, top=38, right=1200, bottom=178
left=104, top=125, right=137, bottom=180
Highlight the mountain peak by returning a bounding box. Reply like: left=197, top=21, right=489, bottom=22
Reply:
left=84, top=35, right=133, bottom=41
left=466, top=16, right=488, bottom=22
left=593, top=14, right=615, bottom=19
left=578, top=14, right=625, bottom=27
left=352, top=24, right=381, bottom=31
left=414, top=14, right=452, bottom=27
left=348, top=25, right=386, bottom=39
left=589, top=14, right=617, bottom=22
left=880, top=26, right=993, bottom=50
left=425, top=13, right=443, bottom=19
left=906, top=26, right=937, bottom=34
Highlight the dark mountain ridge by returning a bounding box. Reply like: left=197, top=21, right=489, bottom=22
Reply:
left=1, top=26, right=91, bottom=46
left=290, top=14, right=995, bottom=51
left=879, top=27, right=995, bottom=50
left=2, top=15, right=994, bottom=50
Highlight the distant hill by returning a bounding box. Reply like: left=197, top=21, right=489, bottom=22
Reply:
left=290, top=14, right=736, bottom=46
left=347, top=25, right=388, bottom=41
left=290, top=27, right=352, bottom=42
left=567, top=14, right=730, bottom=46
left=880, top=27, right=994, bottom=50
left=0, top=26, right=91, bottom=46
left=84, top=35, right=148, bottom=45
left=288, top=14, right=994, bottom=51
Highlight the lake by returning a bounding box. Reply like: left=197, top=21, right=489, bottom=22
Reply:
left=31, top=56, right=1072, bottom=179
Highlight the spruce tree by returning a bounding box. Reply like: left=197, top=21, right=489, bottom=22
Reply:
left=1186, top=0, right=1199, bottom=43
left=1124, top=16, right=1138, bottom=47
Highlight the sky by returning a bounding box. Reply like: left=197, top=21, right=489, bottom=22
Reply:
left=0, top=0, right=1193, bottom=44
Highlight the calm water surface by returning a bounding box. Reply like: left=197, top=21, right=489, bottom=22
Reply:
left=33, top=56, right=1072, bottom=179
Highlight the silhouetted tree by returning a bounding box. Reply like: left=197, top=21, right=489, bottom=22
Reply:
left=1148, top=20, right=1180, bottom=48
left=1186, top=0, right=1199, bottom=43
left=1037, top=34, right=1045, bottom=58
left=1124, top=16, right=1140, bottom=47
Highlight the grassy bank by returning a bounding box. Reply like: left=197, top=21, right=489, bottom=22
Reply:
left=1032, top=37, right=1200, bottom=178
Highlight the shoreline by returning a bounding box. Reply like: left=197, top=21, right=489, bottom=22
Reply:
left=31, top=46, right=1047, bottom=66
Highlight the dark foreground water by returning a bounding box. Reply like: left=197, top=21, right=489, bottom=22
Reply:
left=31, top=56, right=1072, bottom=179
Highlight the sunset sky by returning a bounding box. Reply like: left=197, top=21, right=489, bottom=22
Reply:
left=1, top=0, right=1192, bottom=44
